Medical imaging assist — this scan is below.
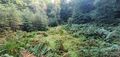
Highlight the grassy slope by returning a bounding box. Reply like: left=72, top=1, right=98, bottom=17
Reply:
left=0, top=26, right=84, bottom=57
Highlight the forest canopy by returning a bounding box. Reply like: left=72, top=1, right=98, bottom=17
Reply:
left=0, top=0, right=120, bottom=32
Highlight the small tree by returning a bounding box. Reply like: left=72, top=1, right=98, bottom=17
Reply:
left=0, top=4, right=22, bottom=31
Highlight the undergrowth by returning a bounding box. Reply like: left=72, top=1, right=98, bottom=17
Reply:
left=0, top=25, right=120, bottom=57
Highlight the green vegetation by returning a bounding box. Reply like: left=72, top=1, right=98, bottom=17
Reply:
left=0, top=0, right=120, bottom=57
left=1, top=26, right=120, bottom=57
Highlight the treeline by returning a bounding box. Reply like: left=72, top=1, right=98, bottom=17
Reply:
left=0, top=0, right=50, bottom=32
left=61, top=0, right=120, bottom=25
left=0, top=0, right=120, bottom=32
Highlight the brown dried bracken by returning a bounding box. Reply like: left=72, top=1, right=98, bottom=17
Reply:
left=21, top=50, right=36, bottom=57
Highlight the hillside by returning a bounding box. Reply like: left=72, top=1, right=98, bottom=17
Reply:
left=1, top=25, right=120, bottom=57
left=0, top=0, right=120, bottom=57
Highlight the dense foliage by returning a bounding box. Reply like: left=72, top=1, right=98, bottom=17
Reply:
left=0, top=0, right=120, bottom=57
left=0, top=0, right=49, bottom=32
left=0, top=0, right=120, bottom=31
